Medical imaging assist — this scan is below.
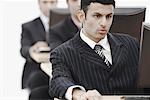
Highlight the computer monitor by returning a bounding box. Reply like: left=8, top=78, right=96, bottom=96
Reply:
left=49, top=8, right=146, bottom=41
left=138, top=23, right=150, bottom=88
left=110, top=8, right=146, bottom=41
left=49, top=8, right=70, bottom=26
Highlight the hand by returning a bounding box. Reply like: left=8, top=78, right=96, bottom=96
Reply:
left=40, top=62, right=52, bottom=77
left=30, top=41, right=49, bottom=52
left=72, top=89, right=87, bottom=100
left=30, top=52, right=50, bottom=63
left=85, top=90, right=102, bottom=100
left=29, top=41, right=50, bottom=63
left=72, top=89, right=102, bottom=100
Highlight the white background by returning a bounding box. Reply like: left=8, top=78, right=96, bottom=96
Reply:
left=0, top=0, right=150, bottom=100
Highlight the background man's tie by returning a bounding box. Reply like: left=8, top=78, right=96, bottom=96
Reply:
left=94, top=45, right=111, bottom=68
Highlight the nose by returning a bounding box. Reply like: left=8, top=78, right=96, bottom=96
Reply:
left=77, top=0, right=81, bottom=6
left=47, top=3, right=53, bottom=10
left=99, top=17, right=107, bottom=28
left=47, top=2, right=56, bottom=10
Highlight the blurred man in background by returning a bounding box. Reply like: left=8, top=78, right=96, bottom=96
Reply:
left=49, top=0, right=81, bottom=50
left=20, top=0, right=57, bottom=99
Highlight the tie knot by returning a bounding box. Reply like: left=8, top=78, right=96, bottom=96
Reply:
left=94, top=45, right=103, bottom=51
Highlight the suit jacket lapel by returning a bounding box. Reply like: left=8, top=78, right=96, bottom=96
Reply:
left=72, top=33, right=109, bottom=70
left=36, top=18, right=46, bottom=39
left=108, top=33, right=126, bottom=72
left=72, top=32, right=126, bottom=71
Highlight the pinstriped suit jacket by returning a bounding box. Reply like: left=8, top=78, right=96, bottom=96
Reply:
left=49, top=32, right=140, bottom=99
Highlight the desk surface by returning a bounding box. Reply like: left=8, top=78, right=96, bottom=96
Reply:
left=144, top=23, right=150, bottom=29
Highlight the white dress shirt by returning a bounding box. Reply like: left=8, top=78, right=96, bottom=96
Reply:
left=40, top=13, right=49, bottom=33
left=80, top=29, right=112, bottom=64
left=65, top=29, right=112, bottom=100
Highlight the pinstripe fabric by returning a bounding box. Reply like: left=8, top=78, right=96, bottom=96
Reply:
left=49, top=32, right=140, bottom=99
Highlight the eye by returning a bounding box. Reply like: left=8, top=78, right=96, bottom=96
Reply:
left=43, top=1, right=48, bottom=4
left=50, top=1, right=54, bottom=4
left=93, top=14, right=101, bottom=19
left=73, top=0, right=78, bottom=1
left=106, top=15, right=113, bottom=19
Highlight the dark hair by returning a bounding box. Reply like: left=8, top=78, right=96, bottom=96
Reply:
left=81, top=0, right=115, bottom=15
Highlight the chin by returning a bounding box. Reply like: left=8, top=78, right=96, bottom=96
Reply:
left=95, top=36, right=105, bottom=42
left=94, top=32, right=107, bottom=41
left=100, top=33, right=107, bottom=38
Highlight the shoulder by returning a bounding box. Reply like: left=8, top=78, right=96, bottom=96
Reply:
left=111, top=33, right=140, bottom=56
left=22, top=17, right=41, bottom=28
left=51, top=38, right=74, bottom=54
left=111, top=33, right=139, bottom=45
left=110, top=33, right=140, bottom=52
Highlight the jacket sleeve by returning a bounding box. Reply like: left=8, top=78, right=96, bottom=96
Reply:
left=49, top=48, right=75, bottom=99
left=20, top=24, right=33, bottom=61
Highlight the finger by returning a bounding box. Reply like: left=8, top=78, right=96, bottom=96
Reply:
left=30, top=45, right=38, bottom=53
left=40, top=53, right=50, bottom=62
left=84, top=90, right=95, bottom=100
left=86, top=95, right=102, bottom=100
left=80, top=93, right=88, bottom=100
left=86, top=90, right=102, bottom=100
left=36, top=41, right=48, bottom=47
left=86, top=96, right=94, bottom=100
left=88, top=90, right=101, bottom=96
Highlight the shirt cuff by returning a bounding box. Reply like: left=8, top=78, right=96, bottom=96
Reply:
left=65, top=85, right=86, bottom=100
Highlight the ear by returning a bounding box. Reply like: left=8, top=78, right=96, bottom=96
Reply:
left=76, top=10, right=85, bottom=23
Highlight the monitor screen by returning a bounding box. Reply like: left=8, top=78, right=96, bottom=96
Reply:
left=110, top=8, right=146, bottom=41
left=138, top=24, right=150, bottom=88
left=49, top=8, right=70, bottom=26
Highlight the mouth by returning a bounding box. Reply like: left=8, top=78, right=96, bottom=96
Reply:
left=97, top=30, right=107, bottom=34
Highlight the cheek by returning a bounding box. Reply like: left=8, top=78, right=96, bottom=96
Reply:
left=107, top=19, right=113, bottom=27
left=86, top=20, right=99, bottom=31
left=84, top=22, right=97, bottom=35
left=104, top=22, right=112, bottom=32
left=85, top=18, right=95, bottom=27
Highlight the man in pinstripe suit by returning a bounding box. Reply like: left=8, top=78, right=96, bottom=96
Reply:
left=49, top=0, right=140, bottom=99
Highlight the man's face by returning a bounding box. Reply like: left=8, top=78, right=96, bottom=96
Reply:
left=81, top=3, right=114, bottom=43
left=67, top=0, right=81, bottom=16
left=39, top=0, right=57, bottom=17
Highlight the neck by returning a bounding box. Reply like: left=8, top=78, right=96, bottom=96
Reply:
left=71, top=15, right=82, bottom=29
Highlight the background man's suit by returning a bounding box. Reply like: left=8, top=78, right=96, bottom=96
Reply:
left=49, top=16, right=79, bottom=50
left=20, top=17, right=49, bottom=89
left=49, top=32, right=140, bottom=98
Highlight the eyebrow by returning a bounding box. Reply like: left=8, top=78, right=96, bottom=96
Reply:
left=93, top=12, right=114, bottom=16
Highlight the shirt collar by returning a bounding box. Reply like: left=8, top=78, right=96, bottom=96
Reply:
left=40, top=13, right=49, bottom=31
left=80, top=29, right=110, bottom=52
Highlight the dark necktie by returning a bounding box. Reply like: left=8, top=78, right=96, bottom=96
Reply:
left=94, top=45, right=111, bottom=67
